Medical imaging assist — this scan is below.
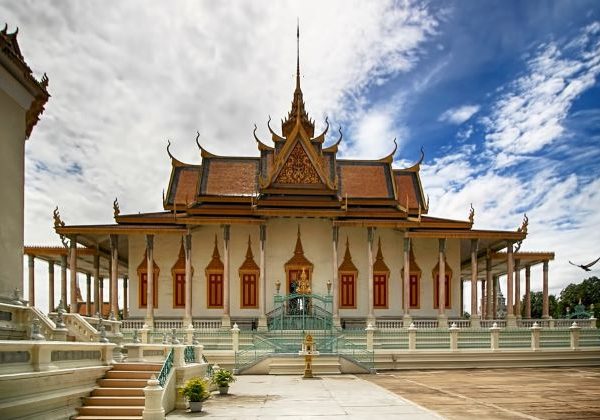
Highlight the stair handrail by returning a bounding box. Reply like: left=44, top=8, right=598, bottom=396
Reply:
left=157, top=347, right=174, bottom=387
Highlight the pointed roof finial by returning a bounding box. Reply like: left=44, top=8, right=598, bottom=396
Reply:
left=296, top=18, right=300, bottom=91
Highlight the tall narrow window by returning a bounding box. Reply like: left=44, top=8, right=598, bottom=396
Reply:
left=239, top=236, right=259, bottom=309
left=206, top=235, right=224, bottom=309
left=404, top=246, right=421, bottom=309
left=171, top=240, right=192, bottom=309
left=433, top=259, right=452, bottom=309
left=338, top=237, right=358, bottom=309
left=373, top=238, right=390, bottom=309
left=137, top=250, right=159, bottom=308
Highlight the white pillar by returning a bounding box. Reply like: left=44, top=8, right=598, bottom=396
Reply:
left=514, top=259, right=521, bottom=319
left=142, top=376, right=165, bottom=420
left=184, top=232, right=192, bottom=326
left=85, top=272, right=92, bottom=315
left=438, top=238, right=447, bottom=327
left=506, top=242, right=516, bottom=327
left=542, top=260, right=549, bottom=319
left=69, top=237, right=78, bottom=313
left=367, top=227, right=375, bottom=324
left=222, top=225, right=231, bottom=328
left=110, top=234, right=119, bottom=318
left=93, top=253, right=100, bottom=314
left=470, top=239, right=480, bottom=327
left=525, top=265, right=531, bottom=318
left=486, top=251, right=492, bottom=319
left=48, top=261, right=55, bottom=312
left=258, top=225, right=267, bottom=331
left=28, top=255, right=35, bottom=307
left=145, top=234, right=154, bottom=327
left=332, top=226, right=340, bottom=327
left=403, top=237, right=411, bottom=324
left=60, top=254, right=67, bottom=308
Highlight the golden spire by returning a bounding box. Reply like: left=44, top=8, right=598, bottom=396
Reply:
left=281, top=21, right=314, bottom=138
left=245, top=235, right=254, bottom=260
left=212, top=234, right=220, bottom=258
left=294, top=225, right=304, bottom=255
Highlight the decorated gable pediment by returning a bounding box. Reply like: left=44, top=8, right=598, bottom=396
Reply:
left=275, top=142, right=321, bottom=185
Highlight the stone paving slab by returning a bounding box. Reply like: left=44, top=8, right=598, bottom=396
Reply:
left=167, top=375, right=441, bottom=419
left=363, top=367, right=600, bottom=420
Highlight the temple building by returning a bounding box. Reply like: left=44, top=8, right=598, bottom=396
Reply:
left=0, top=25, right=49, bottom=303
left=40, top=30, right=556, bottom=331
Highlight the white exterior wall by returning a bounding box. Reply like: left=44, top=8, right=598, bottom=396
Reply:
left=126, top=220, right=462, bottom=320
left=0, top=68, right=31, bottom=301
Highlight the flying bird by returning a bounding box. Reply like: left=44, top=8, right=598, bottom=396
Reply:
left=569, top=257, right=600, bottom=271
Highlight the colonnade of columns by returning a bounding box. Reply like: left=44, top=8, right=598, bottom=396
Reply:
left=25, top=243, right=128, bottom=320
left=468, top=242, right=551, bottom=324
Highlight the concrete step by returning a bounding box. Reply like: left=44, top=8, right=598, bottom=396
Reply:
left=91, top=387, right=145, bottom=397
left=72, top=417, right=143, bottom=420
left=83, top=396, right=145, bottom=406
left=105, top=370, right=156, bottom=380
left=77, top=406, right=144, bottom=416
left=98, top=379, right=148, bottom=388
left=112, top=363, right=162, bottom=372
left=268, top=357, right=342, bottom=375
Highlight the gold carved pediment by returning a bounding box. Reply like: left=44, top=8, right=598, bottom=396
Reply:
left=275, top=142, right=321, bottom=185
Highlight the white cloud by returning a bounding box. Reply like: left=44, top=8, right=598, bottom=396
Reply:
left=485, top=23, right=600, bottom=161
left=439, top=104, right=480, bottom=124
left=1, top=0, right=439, bottom=312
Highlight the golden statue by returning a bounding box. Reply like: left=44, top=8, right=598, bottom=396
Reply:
left=296, top=267, right=311, bottom=294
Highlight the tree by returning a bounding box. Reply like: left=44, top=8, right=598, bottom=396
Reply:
left=524, top=291, right=559, bottom=319
left=559, top=277, right=600, bottom=310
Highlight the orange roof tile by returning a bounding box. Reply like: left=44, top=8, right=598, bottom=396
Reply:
left=394, top=172, right=419, bottom=208
left=173, top=167, right=201, bottom=205
left=338, top=162, right=393, bottom=198
left=203, top=159, right=258, bottom=196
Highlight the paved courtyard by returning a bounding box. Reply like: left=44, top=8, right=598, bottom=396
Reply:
left=167, top=374, right=441, bottom=419
left=364, top=367, right=600, bottom=419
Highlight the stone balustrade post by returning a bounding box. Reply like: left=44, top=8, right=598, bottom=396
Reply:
left=140, top=326, right=150, bottom=344
left=548, top=318, right=555, bottom=329
left=143, top=375, right=165, bottom=420
left=32, top=344, right=56, bottom=371
left=194, top=344, right=204, bottom=363
left=570, top=322, right=581, bottom=350
left=449, top=323, right=460, bottom=351
left=489, top=323, right=500, bottom=351
left=530, top=322, right=541, bottom=351
left=185, top=324, right=195, bottom=344
left=173, top=344, right=185, bottom=368
left=365, top=323, right=375, bottom=352
left=408, top=323, right=417, bottom=351
left=231, top=323, right=240, bottom=353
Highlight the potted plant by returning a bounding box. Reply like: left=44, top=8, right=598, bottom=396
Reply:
left=211, top=368, right=236, bottom=395
left=179, top=377, right=210, bottom=412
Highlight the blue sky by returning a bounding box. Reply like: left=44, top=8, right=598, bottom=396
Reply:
left=1, top=0, right=599, bottom=312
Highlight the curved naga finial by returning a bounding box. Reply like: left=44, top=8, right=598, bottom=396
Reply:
left=267, top=115, right=285, bottom=142
left=113, top=198, right=120, bottom=218
left=417, top=146, right=425, bottom=165
left=518, top=213, right=529, bottom=234
left=1, top=24, right=7, bottom=35
left=166, top=139, right=174, bottom=159
left=312, top=116, right=330, bottom=143
left=379, top=138, right=397, bottom=163
left=53, top=206, right=65, bottom=228
left=468, top=203, right=475, bottom=225
left=253, top=124, right=273, bottom=150
left=195, top=131, right=201, bottom=150
left=323, top=125, right=343, bottom=153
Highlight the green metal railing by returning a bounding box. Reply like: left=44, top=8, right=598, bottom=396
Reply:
left=184, top=345, right=195, bottom=363
left=499, top=329, right=531, bottom=348
left=416, top=329, right=450, bottom=349
left=157, top=348, right=174, bottom=387
left=540, top=329, right=570, bottom=348
left=374, top=329, right=409, bottom=350
left=580, top=329, right=600, bottom=347
left=202, top=354, right=214, bottom=378
left=458, top=330, right=491, bottom=349
left=335, top=336, right=374, bottom=370
left=193, top=329, right=232, bottom=350
left=268, top=293, right=333, bottom=331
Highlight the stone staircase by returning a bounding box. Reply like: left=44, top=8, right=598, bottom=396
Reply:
left=72, top=362, right=161, bottom=420
left=268, top=355, right=342, bottom=375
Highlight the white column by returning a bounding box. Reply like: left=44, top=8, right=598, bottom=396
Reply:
left=48, top=261, right=55, bottom=312
left=403, top=237, right=411, bottom=323
left=485, top=251, right=492, bottom=319
left=514, top=259, right=521, bottom=319
left=437, top=238, right=447, bottom=326
left=506, top=242, right=516, bottom=327
left=258, top=225, right=267, bottom=330
left=470, top=239, right=479, bottom=327
left=110, top=235, right=119, bottom=318
left=93, top=254, right=100, bottom=314
left=542, top=260, right=549, bottom=319
left=28, top=255, right=35, bottom=307
left=367, top=227, right=375, bottom=324
left=145, top=234, right=154, bottom=327
left=85, top=272, right=92, bottom=315
left=332, top=226, right=340, bottom=326
left=184, top=232, right=192, bottom=326
left=60, top=254, right=67, bottom=308
left=69, top=237, right=78, bottom=313
left=525, top=265, right=531, bottom=318
left=222, top=225, right=231, bottom=327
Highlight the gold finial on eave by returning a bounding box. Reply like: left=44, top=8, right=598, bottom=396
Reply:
left=113, top=197, right=120, bottom=218
left=468, top=203, right=475, bottom=225
left=378, top=138, right=398, bottom=163
left=52, top=206, right=65, bottom=228
left=518, top=213, right=529, bottom=234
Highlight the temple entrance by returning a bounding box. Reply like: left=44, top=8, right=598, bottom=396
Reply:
left=284, top=227, right=314, bottom=315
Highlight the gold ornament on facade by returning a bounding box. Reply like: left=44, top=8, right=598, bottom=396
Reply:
left=296, top=268, right=311, bottom=294
left=275, top=143, right=321, bottom=184
left=113, top=198, right=120, bottom=218
left=52, top=206, right=65, bottom=228
left=468, top=203, right=475, bottom=225
left=518, top=213, right=529, bottom=234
